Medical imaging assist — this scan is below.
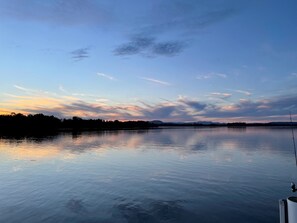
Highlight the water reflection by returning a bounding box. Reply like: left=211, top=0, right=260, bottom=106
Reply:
left=114, top=200, right=197, bottom=223
left=0, top=127, right=295, bottom=223
left=0, top=127, right=294, bottom=160
left=65, top=199, right=87, bottom=214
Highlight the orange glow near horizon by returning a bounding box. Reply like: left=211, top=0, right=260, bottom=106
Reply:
left=1, top=92, right=296, bottom=122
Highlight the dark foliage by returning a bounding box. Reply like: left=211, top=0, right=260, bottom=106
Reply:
left=0, top=113, right=154, bottom=134
left=227, top=122, right=247, bottom=128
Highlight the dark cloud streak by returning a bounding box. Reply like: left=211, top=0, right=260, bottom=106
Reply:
left=114, top=36, right=155, bottom=56
left=152, top=41, right=184, bottom=56
left=179, top=98, right=207, bottom=111
left=114, top=36, right=184, bottom=57
left=71, top=47, right=90, bottom=61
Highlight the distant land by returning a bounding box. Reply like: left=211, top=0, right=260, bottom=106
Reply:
left=0, top=113, right=297, bottom=135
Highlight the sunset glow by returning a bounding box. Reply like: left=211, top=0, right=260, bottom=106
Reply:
left=1, top=0, right=296, bottom=122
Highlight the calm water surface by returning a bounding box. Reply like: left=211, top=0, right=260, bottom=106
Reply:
left=0, top=127, right=296, bottom=223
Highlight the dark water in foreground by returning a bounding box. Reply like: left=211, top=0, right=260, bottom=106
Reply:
left=0, top=127, right=296, bottom=223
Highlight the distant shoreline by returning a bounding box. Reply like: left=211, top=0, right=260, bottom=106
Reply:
left=0, top=113, right=296, bottom=135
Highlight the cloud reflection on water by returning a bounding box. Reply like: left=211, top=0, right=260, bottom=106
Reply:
left=114, top=199, right=198, bottom=223
left=0, top=127, right=294, bottom=163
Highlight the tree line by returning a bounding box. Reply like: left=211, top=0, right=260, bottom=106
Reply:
left=0, top=113, right=153, bottom=133
left=1, top=113, right=296, bottom=134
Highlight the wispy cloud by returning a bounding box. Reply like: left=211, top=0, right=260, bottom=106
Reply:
left=71, top=47, right=90, bottom=61
left=14, top=84, right=56, bottom=96
left=11, top=85, right=88, bottom=104
left=57, top=85, right=108, bottom=101
left=97, top=72, right=117, bottom=81
left=196, top=72, right=227, bottom=80
left=8, top=99, right=143, bottom=120
left=59, top=85, right=67, bottom=93
left=14, top=85, right=32, bottom=92
left=210, top=92, right=232, bottom=99
left=2, top=91, right=297, bottom=122
left=3, top=93, right=33, bottom=99
left=291, top=72, right=297, bottom=77
left=140, top=77, right=171, bottom=86
left=227, top=89, right=252, bottom=96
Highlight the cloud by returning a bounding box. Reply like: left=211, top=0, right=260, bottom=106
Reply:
left=164, top=95, right=297, bottom=121
left=210, top=92, right=232, bottom=99
left=114, top=44, right=139, bottom=56
left=2, top=85, right=141, bottom=119
left=70, top=47, right=89, bottom=61
left=227, top=89, right=252, bottom=96
left=178, top=97, right=207, bottom=111
left=196, top=72, right=227, bottom=80
left=4, top=85, right=297, bottom=122
left=114, top=36, right=155, bottom=56
left=23, top=101, right=144, bottom=120
left=152, top=41, right=184, bottom=56
left=59, top=85, right=67, bottom=93
left=114, top=36, right=184, bottom=57
left=62, top=101, right=108, bottom=114
left=205, top=95, right=297, bottom=120
left=142, top=105, right=177, bottom=119
left=14, top=84, right=57, bottom=96
left=97, top=72, right=117, bottom=81
left=14, top=85, right=32, bottom=92
left=291, top=72, right=297, bottom=77
left=140, top=77, right=171, bottom=86
left=57, top=85, right=108, bottom=101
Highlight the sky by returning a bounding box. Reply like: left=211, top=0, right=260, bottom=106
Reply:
left=0, top=0, right=297, bottom=122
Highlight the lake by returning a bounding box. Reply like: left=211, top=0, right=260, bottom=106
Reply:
left=0, top=127, right=296, bottom=223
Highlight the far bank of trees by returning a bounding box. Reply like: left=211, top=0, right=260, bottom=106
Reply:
left=0, top=113, right=153, bottom=133
left=0, top=113, right=296, bottom=135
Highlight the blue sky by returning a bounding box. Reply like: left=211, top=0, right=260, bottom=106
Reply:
left=0, top=0, right=297, bottom=122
